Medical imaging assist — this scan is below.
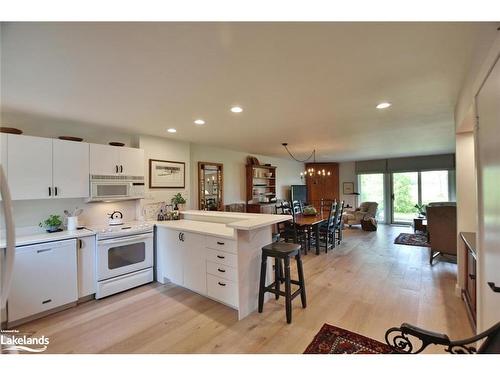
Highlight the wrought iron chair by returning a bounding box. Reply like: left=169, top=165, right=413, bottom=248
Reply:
left=385, top=321, right=500, bottom=353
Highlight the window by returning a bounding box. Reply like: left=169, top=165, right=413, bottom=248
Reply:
left=358, top=173, right=385, bottom=221
left=421, top=170, right=449, bottom=205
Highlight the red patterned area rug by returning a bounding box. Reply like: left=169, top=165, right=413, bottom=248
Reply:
left=394, top=233, right=430, bottom=247
left=304, top=324, right=394, bottom=354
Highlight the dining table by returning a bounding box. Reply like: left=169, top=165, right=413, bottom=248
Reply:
left=293, top=212, right=330, bottom=255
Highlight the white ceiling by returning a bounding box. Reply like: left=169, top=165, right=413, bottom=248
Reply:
left=1, top=22, right=495, bottom=161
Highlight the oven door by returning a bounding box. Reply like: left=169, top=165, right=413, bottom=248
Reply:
left=97, top=233, right=153, bottom=281
left=91, top=181, right=131, bottom=200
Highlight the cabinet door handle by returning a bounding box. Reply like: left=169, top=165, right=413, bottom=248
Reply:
left=469, top=274, right=476, bottom=280
left=48, top=186, right=52, bottom=196
left=54, top=186, right=58, bottom=196
left=218, top=282, right=226, bottom=287
left=120, top=165, right=123, bottom=173
left=37, top=248, right=52, bottom=254
left=116, top=165, right=119, bottom=173
left=488, top=282, right=500, bottom=293
left=217, top=268, right=226, bottom=273
left=78, top=239, right=83, bottom=249
left=217, top=241, right=225, bottom=245
left=42, top=299, right=52, bottom=304
left=217, top=255, right=225, bottom=259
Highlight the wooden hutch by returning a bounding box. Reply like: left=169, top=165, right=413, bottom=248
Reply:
left=246, top=163, right=277, bottom=214
left=305, top=162, right=339, bottom=209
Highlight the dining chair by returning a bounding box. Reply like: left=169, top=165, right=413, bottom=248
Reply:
left=317, top=201, right=337, bottom=252
left=292, top=200, right=303, bottom=214
left=320, top=198, right=334, bottom=215
left=331, top=200, right=345, bottom=247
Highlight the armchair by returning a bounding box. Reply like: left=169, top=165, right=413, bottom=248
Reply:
left=342, top=201, right=378, bottom=227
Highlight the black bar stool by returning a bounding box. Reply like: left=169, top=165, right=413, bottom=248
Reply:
left=258, top=242, right=307, bottom=324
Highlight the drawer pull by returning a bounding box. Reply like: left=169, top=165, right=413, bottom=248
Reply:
left=42, top=299, right=52, bottom=304
left=37, top=249, right=52, bottom=254
left=217, top=241, right=225, bottom=245
left=217, top=255, right=225, bottom=259
left=218, top=282, right=226, bottom=287
left=217, top=268, right=226, bottom=273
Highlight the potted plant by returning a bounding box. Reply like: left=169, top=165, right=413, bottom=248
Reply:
left=414, top=203, right=427, bottom=218
left=171, top=193, right=186, bottom=211
left=39, top=214, right=63, bottom=233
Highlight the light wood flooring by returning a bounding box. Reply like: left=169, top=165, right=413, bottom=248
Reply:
left=17, top=225, right=472, bottom=353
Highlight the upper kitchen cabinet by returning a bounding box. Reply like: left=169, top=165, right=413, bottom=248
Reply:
left=5, top=134, right=90, bottom=200
left=118, top=147, right=144, bottom=176
left=90, top=144, right=144, bottom=176
left=7, top=134, right=53, bottom=200
left=89, top=144, right=120, bottom=175
left=53, top=139, right=90, bottom=198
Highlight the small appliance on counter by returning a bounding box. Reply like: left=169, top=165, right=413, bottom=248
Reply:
left=108, top=210, right=124, bottom=226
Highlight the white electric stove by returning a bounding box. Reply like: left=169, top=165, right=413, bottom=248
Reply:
left=88, top=221, right=154, bottom=298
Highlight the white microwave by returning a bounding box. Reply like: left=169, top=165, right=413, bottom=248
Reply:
left=88, top=175, right=145, bottom=202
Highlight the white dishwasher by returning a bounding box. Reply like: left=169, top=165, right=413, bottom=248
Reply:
left=8, top=238, right=78, bottom=325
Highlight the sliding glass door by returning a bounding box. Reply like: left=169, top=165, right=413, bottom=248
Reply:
left=390, top=170, right=450, bottom=224
left=391, top=172, right=419, bottom=224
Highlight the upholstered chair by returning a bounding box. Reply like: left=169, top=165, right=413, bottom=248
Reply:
left=342, top=201, right=378, bottom=227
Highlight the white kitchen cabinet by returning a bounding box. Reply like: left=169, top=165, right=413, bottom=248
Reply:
left=90, top=143, right=120, bottom=175
left=53, top=139, right=90, bottom=198
left=182, top=232, right=207, bottom=295
left=118, top=147, right=144, bottom=176
left=5, top=135, right=90, bottom=200
left=7, top=134, right=53, bottom=200
left=77, top=236, right=96, bottom=298
left=156, top=227, right=183, bottom=285
left=8, top=239, right=78, bottom=324
left=90, top=143, right=144, bottom=176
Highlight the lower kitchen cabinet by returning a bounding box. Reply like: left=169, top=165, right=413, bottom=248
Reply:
left=183, top=232, right=207, bottom=295
left=8, top=239, right=78, bottom=325
left=156, top=226, right=184, bottom=285
left=77, top=235, right=96, bottom=298
left=156, top=226, right=239, bottom=308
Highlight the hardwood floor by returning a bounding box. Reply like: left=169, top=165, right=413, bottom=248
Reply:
left=17, top=225, right=472, bottom=353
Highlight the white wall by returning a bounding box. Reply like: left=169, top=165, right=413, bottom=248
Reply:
left=455, top=132, right=478, bottom=293
left=190, top=144, right=304, bottom=209
left=138, top=135, right=190, bottom=216
left=339, top=162, right=357, bottom=209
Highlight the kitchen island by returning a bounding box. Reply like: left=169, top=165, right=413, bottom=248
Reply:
left=154, top=210, right=292, bottom=320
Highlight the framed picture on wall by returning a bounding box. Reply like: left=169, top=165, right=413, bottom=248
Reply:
left=343, top=182, right=354, bottom=194
left=149, top=159, right=185, bottom=188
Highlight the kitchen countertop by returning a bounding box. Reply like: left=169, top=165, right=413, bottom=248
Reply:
left=179, top=210, right=292, bottom=231
left=0, top=228, right=96, bottom=248
left=460, top=231, right=477, bottom=258
left=153, top=220, right=236, bottom=239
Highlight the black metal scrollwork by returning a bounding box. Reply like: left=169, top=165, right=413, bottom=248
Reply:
left=385, top=328, right=426, bottom=354
left=446, top=345, right=477, bottom=354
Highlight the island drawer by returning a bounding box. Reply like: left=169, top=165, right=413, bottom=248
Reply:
left=206, top=261, right=238, bottom=282
left=206, top=248, right=238, bottom=268
left=207, top=274, right=238, bottom=308
left=205, top=236, right=237, bottom=254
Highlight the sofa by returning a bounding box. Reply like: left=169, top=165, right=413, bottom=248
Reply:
left=426, top=202, right=457, bottom=265
left=343, top=202, right=379, bottom=227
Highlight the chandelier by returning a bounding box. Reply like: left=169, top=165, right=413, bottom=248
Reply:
left=281, top=143, right=331, bottom=180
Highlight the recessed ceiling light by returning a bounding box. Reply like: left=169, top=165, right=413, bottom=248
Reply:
left=167, top=128, right=177, bottom=133
left=194, top=119, right=205, bottom=125
left=376, top=102, right=392, bottom=109
left=230, top=106, right=243, bottom=113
